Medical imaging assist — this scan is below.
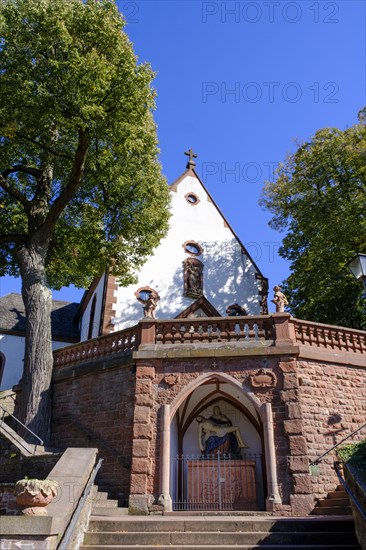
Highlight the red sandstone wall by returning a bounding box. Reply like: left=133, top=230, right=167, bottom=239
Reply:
left=50, top=351, right=365, bottom=514
left=130, top=357, right=303, bottom=512
left=51, top=364, right=135, bottom=500
left=298, top=360, right=366, bottom=498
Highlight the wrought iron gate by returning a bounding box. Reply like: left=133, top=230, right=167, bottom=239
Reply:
left=171, top=453, right=262, bottom=511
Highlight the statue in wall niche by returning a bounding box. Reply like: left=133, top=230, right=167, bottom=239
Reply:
left=196, top=406, right=248, bottom=457
left=187, top=264, right=201, bottom=291
left=184, top=259, right=203, bottom=297
left=143, top=290, right=160, bottom=318
left=210, top=405, right=232, bottom=426
left=271, top=285, right=289, bottom=313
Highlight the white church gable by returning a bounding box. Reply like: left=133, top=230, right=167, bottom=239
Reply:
left=106, top=168, right=266, bottom=332
left=79, top=273, right=107, bottom=341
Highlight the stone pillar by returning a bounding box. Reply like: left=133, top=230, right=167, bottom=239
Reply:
left=129, top=365, right=155, bottom=515
left=261, top=402, right=282, bottom=510
left=272, top=313, right=296, bottom=346
left=280, top=359, right=314, bottom=516
left=139, top=319, right=156, bottom=346
left=158, top=404, right=173, bottom=512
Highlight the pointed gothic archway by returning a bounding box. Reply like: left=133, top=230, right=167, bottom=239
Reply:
left=159, top=373, right=281, bottom=512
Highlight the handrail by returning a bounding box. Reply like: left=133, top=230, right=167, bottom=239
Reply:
left=57, top=458, right=103, bottom=550
left=310, top=422, right=366, bottom=466
left=334, top=460, right=366, bottom=521
left=0, top=405, right=44, bottom=447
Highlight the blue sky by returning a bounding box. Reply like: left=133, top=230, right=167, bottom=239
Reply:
left=1, top=0, right=365, bottom=303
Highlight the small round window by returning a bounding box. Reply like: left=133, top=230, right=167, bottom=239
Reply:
left=138, top=290, right=151, bottom=302
left=183, top=241, right=203, bottom=256
left=135, top=286, right=155, bottom=303
left=185, top=192, right=200, bottom=205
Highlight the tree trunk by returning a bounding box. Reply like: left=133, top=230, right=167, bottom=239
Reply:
left=17, top=242, right=53, bottom=445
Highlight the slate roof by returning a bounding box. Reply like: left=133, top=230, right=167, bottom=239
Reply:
left=0, top=293, right=80, bottom=341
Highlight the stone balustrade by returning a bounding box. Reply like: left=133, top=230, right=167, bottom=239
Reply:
left=53, top=314, right=365, bottom=369
left=53, top=324, right=141, bottom=368
left=293, top=318, right=366, bottom=353
left=154, top=316, right=275, bottom=345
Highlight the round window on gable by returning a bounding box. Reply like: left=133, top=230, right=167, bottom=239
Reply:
left=138, top=290, right=151, bottom=302
left=135, top=286, right=154, bottom=303
left=185, top=192, right=200, bottom=205
left=183, top=241, right=203, bottom=256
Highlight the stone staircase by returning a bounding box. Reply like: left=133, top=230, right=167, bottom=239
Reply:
left=311, top=484, right=352, bottom=516
left=81, top=484, right=361, bottom=549
left=81, top=513, right=361, bottom=549
left=90, top=486, right=129, bottom=517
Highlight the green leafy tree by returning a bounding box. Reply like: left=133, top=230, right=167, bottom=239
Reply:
left=260, top=110, right=366, bottom=329
left=0, top=0, right=170, bottom=441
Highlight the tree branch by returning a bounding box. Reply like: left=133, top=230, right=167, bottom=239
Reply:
left=3, top=164, right=42, bottom=179
left=43, top=129, right=90, bottom=235
left=19, top=134, right=73, bottom=161
left=0, top=233, right=27, bottom=244
left=0, top=173, right=30, bottom=209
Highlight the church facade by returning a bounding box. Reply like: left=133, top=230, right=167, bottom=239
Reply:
left=78, top=158, right=268, bottom=342
left=49, top=158, right=366, bottom=516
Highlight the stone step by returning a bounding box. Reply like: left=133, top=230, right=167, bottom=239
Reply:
left=92, top=498, right=119, bottom=508
left=166, top=511, right=273, bottom=517
left=87, top=517, right=357, bottom=533
left=316, top=497, right=350, bottom=508
left=328, top=490, right=348, bottom=499
left=91, top=488, right=109, bottom=499
left=80, top=545, right=361, bottom=550
left=91, top=508, right=129, bottom=517
left=82, top=516, right=360, bottom=549
left=83, top=530, right=359, bottom=546
left=311, top=506, right=352, bottom=516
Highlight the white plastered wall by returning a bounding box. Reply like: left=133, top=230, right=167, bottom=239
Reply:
left=0, top=333, right=71, bottom=391
left=79, top=274, right=106, bottom=341
left=111, top=173, right=263, bottom=330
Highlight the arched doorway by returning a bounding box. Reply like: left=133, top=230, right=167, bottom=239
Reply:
left=168, top=374, right=266, bottom=511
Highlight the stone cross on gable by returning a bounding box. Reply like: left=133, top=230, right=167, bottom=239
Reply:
left=185, top=148, right=197, bottom=169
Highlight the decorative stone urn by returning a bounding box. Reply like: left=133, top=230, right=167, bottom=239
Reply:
left=14, top=478, right=59, bottom=515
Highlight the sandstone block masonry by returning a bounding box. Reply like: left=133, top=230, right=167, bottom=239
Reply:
left=50, top=320, right=365, bottom=517
left=298, top=360, right=366, bottom=499
left=51, top=355, right=135, bottom=502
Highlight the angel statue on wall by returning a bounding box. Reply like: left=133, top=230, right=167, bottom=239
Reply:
left=143, top=290, right=160, bottom=319
left=271, top=285, right=289, bottom=313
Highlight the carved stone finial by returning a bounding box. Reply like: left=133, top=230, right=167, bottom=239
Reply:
left=271, top=285, right=288, bottom=313
left=184, top=148, right=197, bottom=169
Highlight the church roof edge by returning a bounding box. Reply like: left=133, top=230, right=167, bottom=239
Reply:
left=169, top=167, right=267, bottom=282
